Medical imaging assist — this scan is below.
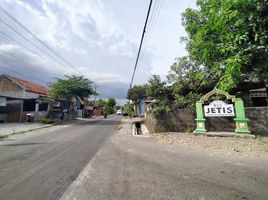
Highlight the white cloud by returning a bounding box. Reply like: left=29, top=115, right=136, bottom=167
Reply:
left=0, top=0, right=196, bottom=102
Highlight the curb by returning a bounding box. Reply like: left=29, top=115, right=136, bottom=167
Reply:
left=194, top=132, right=256, bottom=139
left=0, top=123, right=56, bottom=139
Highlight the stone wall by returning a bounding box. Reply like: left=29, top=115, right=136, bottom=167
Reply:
left=145, top=107, right=268, bottom=135
left=145, top=109, right=196, bottom=133
left=245, top=107, right=268, bottom=135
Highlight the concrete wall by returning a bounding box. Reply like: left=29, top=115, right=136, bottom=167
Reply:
left=145, top=107, right=268, bottom=135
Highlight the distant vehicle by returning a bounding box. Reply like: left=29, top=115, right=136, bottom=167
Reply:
left=116, top=110, right=122, bottom=115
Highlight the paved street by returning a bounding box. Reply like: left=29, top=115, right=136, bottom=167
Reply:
left=0, top=116, right=121, bottom=200
left=61, top=119, right=268, bottom=200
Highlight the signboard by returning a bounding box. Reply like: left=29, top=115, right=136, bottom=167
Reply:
left=0, top=97, right=7, bottom=106
left=204, top=100, right=234, bottom=117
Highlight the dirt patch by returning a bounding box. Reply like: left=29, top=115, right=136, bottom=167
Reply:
left=152, top=132, right=268, bottom=158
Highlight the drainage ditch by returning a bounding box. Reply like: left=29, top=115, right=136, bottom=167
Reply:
left=132, top=121, right=150, bottom=136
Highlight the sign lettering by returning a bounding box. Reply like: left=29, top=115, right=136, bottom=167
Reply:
left=204, top=100, right=234, bottom=117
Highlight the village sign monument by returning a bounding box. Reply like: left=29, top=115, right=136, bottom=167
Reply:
left=194, top=88, right=251, bottom=134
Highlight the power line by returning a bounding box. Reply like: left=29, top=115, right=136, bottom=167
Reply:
left=0, top=48, right=48, bottom=75
left=142, top=0, right=160, bottom=52
left=130, top=0, right=153, bottom=88
left=0, top=30, right=50, bottom=61
left=0, top=6, right=81, bottom=74
left=0, top=19, right=72, bottom=70
left=141, top=0, right=165, bottom=57
left=0, top=33, right=66, bottom=81
left=0, top=66, right=47, bottom=84
left=0, top=31, right=70, bottom=75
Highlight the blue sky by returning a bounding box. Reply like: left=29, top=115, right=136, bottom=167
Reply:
left=0, top=0, right=196, bottom=104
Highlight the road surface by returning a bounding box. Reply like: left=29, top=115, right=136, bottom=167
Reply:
left=0, top=116, right=121, bottom=200
left=61, top=119, right=268, bottom=200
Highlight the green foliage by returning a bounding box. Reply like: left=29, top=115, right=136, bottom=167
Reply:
left=123, top=101, right=131, bottom=114
left=107, top=98, right=116, bottom=108
left=167, top=56, right=211, bottom=93
left=127, top=75, right=172, bottom=103
left=96, top=98, right=117, bottom=114
left=48, top=75, right=96, bottom=100
left=182, top=0, right=268, bottom=90
left=96, top=99, right=107, bottom=108
left=127, top=85, right=148, bottom=101
left=174, top=92, right=202, bottom=112
left=167, top=57, right=206, bottom=111
left=146, top=75, right=173, bottom=103
left=151, top=99, right=171, bottom=117
left=39, top=117, right=53, bottom=124
left=127, top=75, right=174, bottom=116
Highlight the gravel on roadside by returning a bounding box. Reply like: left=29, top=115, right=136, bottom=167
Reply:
left=152, top=132, right=268, bottom=158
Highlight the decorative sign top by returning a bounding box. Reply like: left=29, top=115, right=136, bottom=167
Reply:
left=204, top=100, right=234, bottom=117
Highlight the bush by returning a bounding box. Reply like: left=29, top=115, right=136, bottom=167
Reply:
left=40, top=117, right=53, bottom=124
left=151, top=100, right=171, bottom=117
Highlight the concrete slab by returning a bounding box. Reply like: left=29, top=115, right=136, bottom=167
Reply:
left=0, top=123, right=52, bottom=137
left=195, top=132, right=256, bottom=139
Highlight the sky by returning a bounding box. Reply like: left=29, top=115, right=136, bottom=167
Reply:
left=0, top=0, right=196, bottom=105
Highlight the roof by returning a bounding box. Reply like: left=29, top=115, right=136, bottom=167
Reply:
left=7, top=75, right=48, bottom=95
left=249, top=87, right=267, bottom=92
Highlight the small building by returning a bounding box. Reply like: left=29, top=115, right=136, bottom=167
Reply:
left=0, top=74, right=49, bottom=122
left=131, top=99, right=159, bottom=117
left=249, top=85, right=268, bottom=106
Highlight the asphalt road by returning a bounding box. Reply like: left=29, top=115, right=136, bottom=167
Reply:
left=61, top=119, right=268, bottom=200
left=0, top=115, right=121, bottom=200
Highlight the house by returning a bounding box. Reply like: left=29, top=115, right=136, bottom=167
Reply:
left=249, top=85, right=268, bottom=106
left=131, top=99, right=159, bottom=117
left=0, top=74, right=49, bottom=122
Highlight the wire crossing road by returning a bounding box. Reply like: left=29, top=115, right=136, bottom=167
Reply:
left=0, top=116, right=121, bottom=200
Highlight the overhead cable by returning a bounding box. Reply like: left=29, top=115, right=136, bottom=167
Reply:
left=0, top=6, right=81, bottom=74
left=130, top=0, right=153, bottom=88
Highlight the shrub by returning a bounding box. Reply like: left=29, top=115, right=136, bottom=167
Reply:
left=40, top=117, right=53, bottom=124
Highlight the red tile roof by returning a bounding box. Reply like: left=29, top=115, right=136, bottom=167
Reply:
left=9, top=75, right=48, bottom=95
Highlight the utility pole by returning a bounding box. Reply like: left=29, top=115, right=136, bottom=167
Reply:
left=94, top=84, right=97, bottom=103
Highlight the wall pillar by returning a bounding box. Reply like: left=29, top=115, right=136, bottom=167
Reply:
left=19, top=100, right=24, bottom=122
left=194, top=101, right=207, bottom=133
left=34, top=99, right=39, bottom=122
left=234, top=98, right=251, bottom=134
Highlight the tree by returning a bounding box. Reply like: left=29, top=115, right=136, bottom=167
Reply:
left=167, top=56, right=210, bottom=94
left=167, top=56, right=207, bottom=109
left=96, top=99, right=107, bottom=108
left=123, top=101, right=131, bottom=114
left=146, top=75, right=172, bottom=101
left=107, top=98, right=116, bottom=108
left=182, top=0, right=268, bottom=90
left=49, top=75, right=96, bottom=100
left=96, top=98, right=116, bottom=114
left=127, top=84, right=148, bottom=101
